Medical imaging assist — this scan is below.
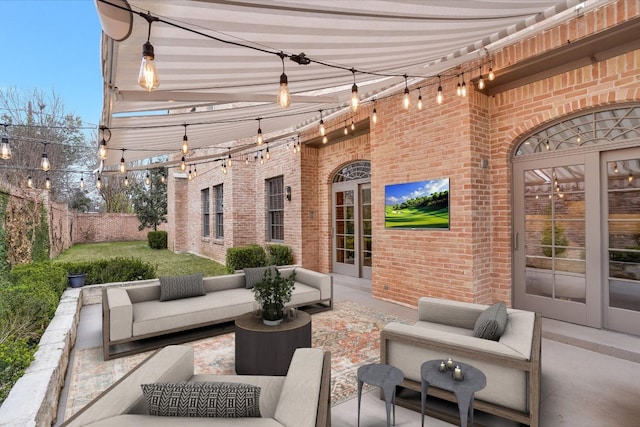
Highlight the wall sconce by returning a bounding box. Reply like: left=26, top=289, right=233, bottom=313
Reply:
left=285, top=186, right=292, bottom=201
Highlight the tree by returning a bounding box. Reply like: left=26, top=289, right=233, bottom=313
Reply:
left=0, top=87, right=95, bottom=203
left=97, top=174, right=133, bottom=213
left=129, top=168, right=167, bottom=231
left=68, top=189, right=93, bottom=213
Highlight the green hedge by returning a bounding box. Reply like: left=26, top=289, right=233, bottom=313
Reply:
left=148, top=231, right=168, bottom=249
left=0, top=338, right=35, bottom=403
left=226, top=244, right=268, bottom=273
left=226, top=244, right=294, bottom=273
left=55, top=257, right=157, bottom=285
left=266, top=244, right=294, bottom=266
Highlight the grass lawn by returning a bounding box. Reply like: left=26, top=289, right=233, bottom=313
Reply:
left=384, top=206, right=449, bottom=228
left=53, top=241, right=228, bottom=277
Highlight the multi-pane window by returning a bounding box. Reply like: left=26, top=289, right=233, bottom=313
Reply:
left=266, top=176, right=284, bottom=241
left=214, top=184, right=224, bottom=239
left=201, top=188, right=210, bottom=237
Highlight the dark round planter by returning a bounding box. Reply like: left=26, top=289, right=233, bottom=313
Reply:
left=68, top=273, right=87, bottom=288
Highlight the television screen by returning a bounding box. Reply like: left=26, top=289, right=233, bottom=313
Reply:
left=384, top=178, right=449, bottom=229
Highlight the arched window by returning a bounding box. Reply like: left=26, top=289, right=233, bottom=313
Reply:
left=332, top=160, right=371, bottom=183
left=514, top=106, right=640, bottom=157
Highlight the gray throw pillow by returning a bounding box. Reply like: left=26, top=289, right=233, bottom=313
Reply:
left=244, top=265, right=277, bottom=289
left=473, top=301, right=508, bottom=341
left=159, top=273, right=205, bottom=301
left=141, top=382, right=261, bottom=418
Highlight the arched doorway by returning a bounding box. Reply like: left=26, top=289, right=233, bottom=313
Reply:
left=331, top=160, right=372, bottom=279
left=512, top=105, right=640, bottom=335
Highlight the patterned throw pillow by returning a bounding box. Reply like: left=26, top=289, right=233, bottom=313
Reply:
left=159, top=273, right=205, bottom=301
left=244, top=265, right=277, bottom=289
left=472, top=301, right=508, bottom=341
left=141, top=382, right=261, bottom=418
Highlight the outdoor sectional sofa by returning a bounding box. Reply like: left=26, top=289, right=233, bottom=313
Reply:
left=380, top=296, right=541, bottom=426
left=102, top=266, right=332, bottom=359
left=61, top=345, right=331, bottom=427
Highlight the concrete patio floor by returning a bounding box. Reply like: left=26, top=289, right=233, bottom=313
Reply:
left=55, top=274, right=640, bottom=426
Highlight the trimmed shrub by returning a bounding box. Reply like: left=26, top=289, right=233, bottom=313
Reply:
left=8, top=262, right=67, bottom=297
left=0, top=338, right=35, bottom=403
left=56, top=258, right=156, bottom=285
left=148, top=231, right=168, bottom=249
left=226, top=244, right=267, bottom=273
left=266, top=244, right=294, bottom=266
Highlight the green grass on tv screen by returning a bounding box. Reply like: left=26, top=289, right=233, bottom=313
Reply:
left=385, top=206, right=449, bottom=229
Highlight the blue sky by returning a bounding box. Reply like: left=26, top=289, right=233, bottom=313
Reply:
left=0, top=0, right=103, bottom=127
left=385, top=178, right=449, bottom=206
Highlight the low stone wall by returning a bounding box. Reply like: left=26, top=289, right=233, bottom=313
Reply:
left=0, top=288, right=81, bottom=427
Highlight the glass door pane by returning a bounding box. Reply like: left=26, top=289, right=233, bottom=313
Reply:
left=333, top=188, right=357, bottom=276
left=361, top=185, right=372, bottom=279
left=607, top=158, right=640, bottom=312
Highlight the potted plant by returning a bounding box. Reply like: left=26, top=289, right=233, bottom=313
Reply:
left=67, top=272, right=87, bottom=288
left=252, top=268, right=295, bottom=325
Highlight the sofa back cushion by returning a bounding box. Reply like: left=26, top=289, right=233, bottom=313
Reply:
left=418, top=297, right=484, bottom=329
left=159, top=273, right=205, bottom=302
left=141, top=382, right=261, bottom=418
left=244, top=265, right=277, bottom=289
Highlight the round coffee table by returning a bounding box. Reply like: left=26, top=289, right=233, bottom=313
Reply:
left=234, top=311, right=311, bottom=375
left=420, top=359, right=486, bottom=427
left=357, top=363, right=404, bottom=427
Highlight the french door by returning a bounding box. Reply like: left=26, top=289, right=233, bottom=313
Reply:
left=514, top=147, right=640, bottom=335
left=332, top=180, right=372, bottom=278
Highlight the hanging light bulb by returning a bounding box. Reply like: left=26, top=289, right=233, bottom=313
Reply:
left=27, top=176, right=33, bottom=188
left=193, top=165, right=198, bottom=177
left=417, top=88, right=423, bottom=110
left=266, top=145, right=271, bottom=160
left=372, top=100, right=378, bottom=125
left=41, top=143, right=50, bottom=171
left=402, top=75, right=410, bottom=110
left=322, top=135, right=328, bottom=144
left=436, top=75, right=443, bottom=105
left=318, top=110, right=325, bottom=136
left=181, top=124, right=189, bottom=155
left=45, top=174, right=51, bottom=190
left=478, top=69, right=485, bottom=90
left=188, top=166, right=193, bottom=180
left=222, top=160, right=228, bottom=175
left=124, top=175, right=129, bottom=187
left=119, top=149, right=126, bottom=174
left=256, top=118, right=263, bottom=145
left=145, top=172, right=150, bottom=186
left=227, top=148, right=232, bottom=168
left=343, top=122, right=348, bottom=135
left=350, top=69, right=359, bottom=112
left=0, top=124, right=11, bottom=160
left=260, top=152, right=265, bottom=165
left=488, top=65, right=495, bottom=81
left=629, top=173, right=634, bottom=183
left=456, top=76, right=462, bottom=97
left=96, top=175, right=102, bottom=189
left=98, top=139, right=107, bottom=160
left=245, top=155, right=249, bottom=165
left=180, top=155, right=186, bottom=171
left=161, top=171, right=166, bottom=184
left=614, top=162, right=619, bottom=173
left=138, top=14, right=160, bottom=91
left=461, top=72, right=467, bottom=97
left=80, top=175, right=85, bottom=189
left=276, top=52, right=291, bottom=108
left=351, top=120, right=355, bottom=131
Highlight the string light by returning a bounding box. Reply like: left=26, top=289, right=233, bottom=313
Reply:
left=488, top=65, right=495, bottom=81
left=0, top=124, right=11, bottom=160
left=372, top=99, right=378, bottom=124
left=180, top=155, right=186, bottom=171
left=45, top=174, right=51, bottom=190
left=265, top=144, right=271, bottom=160
left=350, top=120, right=355, bottom=131
left=350, top=69, right=359, bottom=112
left=256, top=118, right=263, bottom=145
left=277, top=52, right=291, bottom=108
left=478, top=67, right=485, bottom=90
left=96, top=175, right=102, bottom=189
left=318, top=110, right=325, bottom=136
left=138, top=14, right=160, bottom=91
left=402, top=75, right=410, bottom=110
left=27, top=176, right=33, bottom=188
left=124, top=175, right=129, bottom=186
left=98, top=138, right=107, bottom=160
left=227, top=148, right=232, bottom=168
left=41, top=142, right=50, bottom=171
left=614, top=162, right=619, bottom=173
left=161, top=172, right=166, bottom=183
left=461, top=72, right=467, bottom=97
left=193, top=165, right=197, bottom=177
left=456, top=74, right=462, bottom=96
left=260, top=152, right=265, bottom=165
left=80, top=174, right=85, bottom=189
left=188, top=166, right=193, bottom=180
left=343, top=121, right=348, bottom=135
left=145, top=171, right=151, bottom=185
left=417, top=88, right=423, bottom=110
left=322, top=135, right=328, bottom=144
left=181, top=124, right=189, bottom=155
left=119, top=149, right=127, bottom=174
left=245, top=155, right=249, bottom=165
left=436, top=75, right=443, bottom=105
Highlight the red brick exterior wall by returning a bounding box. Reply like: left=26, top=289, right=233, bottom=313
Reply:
left=72, top=212, right=165, bottom=244
left=163, top=1, right=640, bottom=309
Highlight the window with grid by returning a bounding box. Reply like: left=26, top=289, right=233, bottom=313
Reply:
left=214, top=184, right=224, bottom=239
left=266, top=176, right=284, bottom=241
left=201, top=188, right=210, bottom=237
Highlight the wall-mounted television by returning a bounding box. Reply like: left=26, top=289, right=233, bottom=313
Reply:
left=384, top=178, right=449, bottom=229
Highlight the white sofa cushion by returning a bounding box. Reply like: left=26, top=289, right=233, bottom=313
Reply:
left=84, top=414, right=285, bottom=426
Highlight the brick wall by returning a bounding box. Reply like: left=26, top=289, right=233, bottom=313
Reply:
left=72, top=212, right=165, bottom=244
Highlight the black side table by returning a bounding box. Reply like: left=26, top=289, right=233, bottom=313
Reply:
left=420, top=360, right=486, bottom=427
left=357, top=363, right=404, bottom=427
